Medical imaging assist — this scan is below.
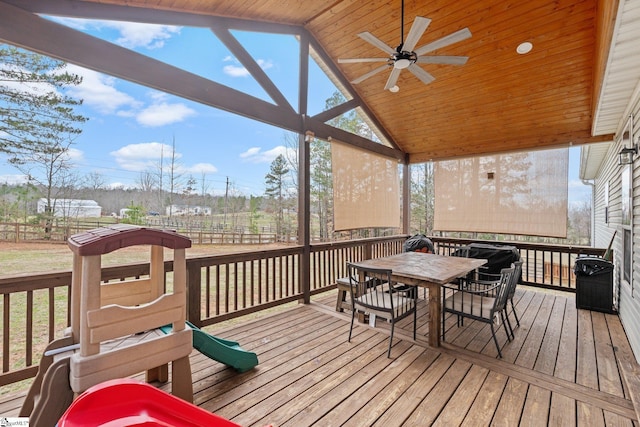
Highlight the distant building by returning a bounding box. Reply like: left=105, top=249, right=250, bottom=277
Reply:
left=37, top=198, right=102, bottom=218
left=166, top=205, right=212, bottom=216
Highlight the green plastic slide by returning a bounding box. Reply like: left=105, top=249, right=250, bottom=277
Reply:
left=160, top=322, right=258, bottom=373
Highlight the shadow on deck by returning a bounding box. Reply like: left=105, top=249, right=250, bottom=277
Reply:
left=1, top=287, right=639, bottom=426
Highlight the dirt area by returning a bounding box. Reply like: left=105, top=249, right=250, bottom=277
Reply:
left=0, top=241, right=293, bottom=277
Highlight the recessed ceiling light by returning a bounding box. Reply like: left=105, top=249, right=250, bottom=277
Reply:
left=389, top=85, right=400, bottom=93
left=517, top=41, right=533, bottom=54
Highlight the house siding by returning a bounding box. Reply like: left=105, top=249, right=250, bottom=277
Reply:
left=592, top=98, right=640, bottom=362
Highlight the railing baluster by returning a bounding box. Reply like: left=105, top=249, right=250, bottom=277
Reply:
left=27, top=291, right=33, bottom=367
left=3, top=294, right=9, bottom=373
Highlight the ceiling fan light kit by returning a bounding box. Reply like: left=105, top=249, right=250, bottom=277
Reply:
left=394, top=58, right=413, bottom=69
left=338, top=0, right=472, bottom=91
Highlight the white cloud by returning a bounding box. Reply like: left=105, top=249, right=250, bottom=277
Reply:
left=65, top=64, right=140, bottom=114
left=110, top=142, right=179, bottom=171
left=223, top=64, right=251, bottom=77
left=189, top=163, right=218, bottom=174
left=63, top=66, right=195, bottom=127
left=257, top=59, right=274, bottom=70
left=136, top=102, right=196, bottom=127
left=112, top=22, right=181, bottom=49
left=240, top=145, right=294, bottom=163
left=222, top=57, right=274, bottom=78
left=66, top=148, right=84, bottom=162
left=240, top=147, right=261, bottom=158
left=48, top=17, right=181, bottom=50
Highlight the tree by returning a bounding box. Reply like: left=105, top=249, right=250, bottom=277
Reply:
left=136, top=171, right=157, bottom=212
left=9, top=138, right=77, bottom=233
left=82, top=171, right=107, bottom=192
left=1, top=45, right=86, bottom=234
left=310, top=140, right=332, bottom=239
left=265, top=154, right=290, bottom=238
left=183, top=175, right=197, bottom=222
left=5, top=181, right=38, bottom=223
left=248, top=195, right=262, bottom=234
left=0, top=45, right=86, bottom=158
left=121, top=201, right=146, bottom=225
left=410, top=162, right=434, bottom=234
left=165, top=137, right=183, bottom=217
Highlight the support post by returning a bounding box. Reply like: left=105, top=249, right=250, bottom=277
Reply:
left=402, top=157, right=410, bottom=234
left=298, top=33, right=311, bottom=304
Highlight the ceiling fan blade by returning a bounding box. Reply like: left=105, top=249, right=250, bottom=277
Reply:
left=414, top=27, right=472, bottom=56
left=403, top=16, right=431, bottom=52
left=384, top=68, right=402, bottom=90
left=416, top=55, right=469, bottom=65
left=408, top=65, right=435, bottom=85
left=351, top=64, right=390, bottom=84
left=358, top=32, right=395, bottom=55
left=338, top=58, right=389, bottom=64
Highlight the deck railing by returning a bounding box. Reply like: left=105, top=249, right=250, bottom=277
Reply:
left=429, top=236, right=607, bottom=290
left=0, top=235, right=605, bottom=389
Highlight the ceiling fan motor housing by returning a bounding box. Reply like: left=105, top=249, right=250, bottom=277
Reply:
left=393, top=50, right=417, bottom=69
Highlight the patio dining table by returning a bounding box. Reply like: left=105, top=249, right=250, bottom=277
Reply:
left=351, top=252, right=487, bottom=347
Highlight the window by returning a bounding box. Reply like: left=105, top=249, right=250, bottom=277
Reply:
left=605, top=181, right=609, bottom=224
left=624, top=228, right=632, bottom=284
left=620, top=115, right=633, bottom=289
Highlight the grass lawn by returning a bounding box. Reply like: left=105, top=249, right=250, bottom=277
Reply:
left=0, top=241, right=289, bottom=276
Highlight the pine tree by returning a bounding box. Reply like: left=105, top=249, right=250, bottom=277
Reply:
left=0, top=45, right=86, bottom=158
left=265, top=154, right=290, bottom=238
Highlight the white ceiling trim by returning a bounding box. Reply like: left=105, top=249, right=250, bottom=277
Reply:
left=579, top=141, right=613, bottom=180
left=593, top=0, right=640, bottom=136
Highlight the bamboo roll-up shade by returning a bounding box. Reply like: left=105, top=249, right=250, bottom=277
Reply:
left=332, top=141, right=401, bottom=231
left=433, top=148, right=569, bottom=238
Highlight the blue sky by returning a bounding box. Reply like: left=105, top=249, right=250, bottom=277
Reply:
left=0, top=17, right=592, bottom=204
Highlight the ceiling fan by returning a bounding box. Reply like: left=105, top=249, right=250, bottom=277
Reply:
left=338, top=0, right=472, bottom=92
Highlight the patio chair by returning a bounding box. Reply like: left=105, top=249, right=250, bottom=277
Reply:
left=461, top=259, right=523, bottom=340
left=442, top=267, right=515, bottom=358
left=506, top=260, right=524, bottom=329
left=346, top=262, right=417, bottom=358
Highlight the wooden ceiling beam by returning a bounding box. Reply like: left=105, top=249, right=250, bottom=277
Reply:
left=0, top=0, right=403, bottom=162
left=2, top=0, right=304, bottom=33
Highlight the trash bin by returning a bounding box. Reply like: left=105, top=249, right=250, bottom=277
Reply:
left=574, top=257, right=615, bottom=313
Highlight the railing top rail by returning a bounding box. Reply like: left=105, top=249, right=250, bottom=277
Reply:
left=310, top=235, right=409, bottom=252
left=429, top=236, right=605, bottom=254
left=186, top=245, right=304, bottom=266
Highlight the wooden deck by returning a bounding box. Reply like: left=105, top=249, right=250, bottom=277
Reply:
left=1, top=286, right=639, bottom=426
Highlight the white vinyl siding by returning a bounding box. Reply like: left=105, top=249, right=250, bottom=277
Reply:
left=592, top=100, right=640, bottom=362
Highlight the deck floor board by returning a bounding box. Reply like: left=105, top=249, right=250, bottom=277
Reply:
left=1, top=286, right=639, bottom=426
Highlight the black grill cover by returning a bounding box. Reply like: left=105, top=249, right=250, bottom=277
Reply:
left=453, top=243, right=520, bottom=275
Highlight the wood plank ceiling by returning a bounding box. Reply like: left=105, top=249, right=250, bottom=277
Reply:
left=0, top=0, right=621, bottom=163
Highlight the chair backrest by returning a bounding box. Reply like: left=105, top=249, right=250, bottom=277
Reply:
left=493, top=267, right=515, bottom=312
left=347, top=263, right=392, bottom=309
left=346, top=262, right=415, bottom=321
left=507, top=260, right=523, bottom=299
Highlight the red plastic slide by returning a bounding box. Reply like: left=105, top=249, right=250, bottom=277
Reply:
left=58, top=378, right=241, bottom=427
